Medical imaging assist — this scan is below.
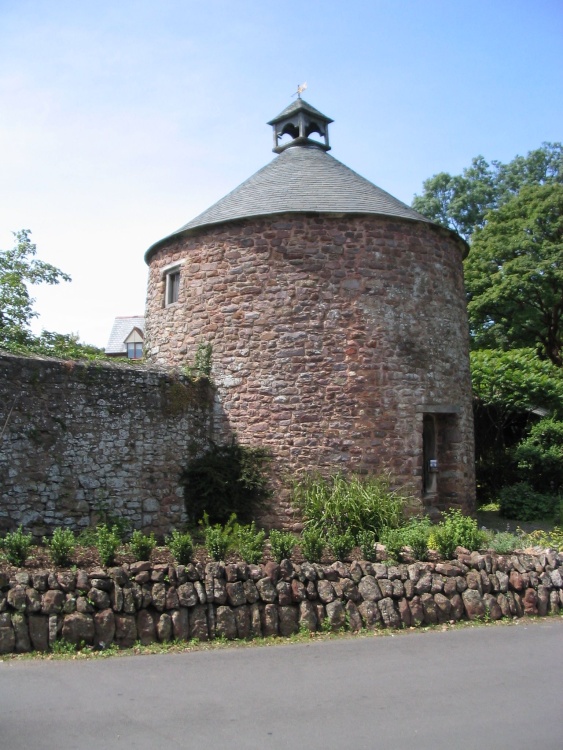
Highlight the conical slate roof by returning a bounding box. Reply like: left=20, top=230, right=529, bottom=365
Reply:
left=145, top=146, right=432, bottom=261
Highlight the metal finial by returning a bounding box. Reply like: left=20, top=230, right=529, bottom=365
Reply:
left=292, top=82, right=307, bottom=99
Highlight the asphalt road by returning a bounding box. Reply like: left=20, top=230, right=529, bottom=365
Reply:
left=1, top=619, right=562, bottom=750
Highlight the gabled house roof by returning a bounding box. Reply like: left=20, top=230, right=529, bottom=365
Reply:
left=105, top=316, right=145, bottom=355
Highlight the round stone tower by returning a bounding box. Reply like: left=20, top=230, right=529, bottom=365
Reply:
left=144, top=96, right=475, bottom=525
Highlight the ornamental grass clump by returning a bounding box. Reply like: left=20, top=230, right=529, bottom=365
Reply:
left=293, top=472, right=408, bottom=540
left=44, top=527, right=75, bottom=566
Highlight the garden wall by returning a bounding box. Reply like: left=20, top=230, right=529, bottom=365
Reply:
left=1, top=549, right=561, bottom=654
left=0, top=352, right=213, bottom=538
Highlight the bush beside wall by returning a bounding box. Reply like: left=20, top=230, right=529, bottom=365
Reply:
left=0, top=549, right=561, bottom=654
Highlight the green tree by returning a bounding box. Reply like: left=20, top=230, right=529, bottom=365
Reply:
left=464, top=183, right=563, bottom=365
left=412, top=142, right=562, bottom=241
left=0, top=229, right=71, bottom=346
left=0, top=230, right=105, bottom=359
left=471, top=348, right=563, bottom=419
left=514, top=417, right=563, bottom=493
left=471, top=348, right=563, bottom=499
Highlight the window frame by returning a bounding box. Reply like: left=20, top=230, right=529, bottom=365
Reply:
left=161, top=261, right=184, bottom=308
left=126, top=342, right=143, bottom=359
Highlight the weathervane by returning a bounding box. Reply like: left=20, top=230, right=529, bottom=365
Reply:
left=293, top=82, right=307, bottom=99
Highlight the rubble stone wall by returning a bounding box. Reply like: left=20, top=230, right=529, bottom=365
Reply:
left=0, top=352, right=213, bottom=538
left=1, top=550, right=561, bottom=654
left=144, top=213, right=475, bottom=527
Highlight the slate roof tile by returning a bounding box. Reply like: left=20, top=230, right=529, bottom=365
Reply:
left=145, top=146, right=432, bottom=261
left=105, top=316, right=145, bottom=355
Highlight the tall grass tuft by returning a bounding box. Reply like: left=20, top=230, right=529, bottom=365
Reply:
left=292, top=472, right=408, bottom=540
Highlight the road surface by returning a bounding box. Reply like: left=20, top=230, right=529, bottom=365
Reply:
left=1, top=618, right=562, bottom=750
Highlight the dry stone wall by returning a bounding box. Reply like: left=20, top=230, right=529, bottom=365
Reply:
left=0, top=549, right=561, bottom=654
left=0, top=352, right=213, bottom=538
left=145, top=213, right=475, bottom=527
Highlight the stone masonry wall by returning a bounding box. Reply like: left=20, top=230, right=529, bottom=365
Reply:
left=145, top=213, right=475, bottom=526
left=0, top=549, right=561, bottom=654
left=0, top=352, right=213, bottom=538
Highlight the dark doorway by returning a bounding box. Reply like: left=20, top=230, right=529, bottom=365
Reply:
left=423, top=414, right=437, bottom=496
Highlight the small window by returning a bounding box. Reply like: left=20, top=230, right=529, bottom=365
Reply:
left=166, top=270, right=180, bottom=305
left=127, top=342, right=143, bottom=359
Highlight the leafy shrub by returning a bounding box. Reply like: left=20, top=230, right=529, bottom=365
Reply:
left=2, top=526, right=33, bottom=566
left=401, top=516, right=432, bottom=561
left=268, top=530, right=296, bottom=562
left=379, top=527, right=406, bottom=562
left=470, top=349, right=563, bottom=501
left=129, top=530, right=157, bottom=562
left=193, top=342, right=213, bottom=378
left=498, top=482, right=557, bottom=521
left=300, top=527, right=325, bottom=563
left=434, top=509, right=487, bottom=559
left=487, top=531, right=521, bottom=554
left=166, top=530, right=193, bottom=565
left=180, top=438, right=271, bottom=525
left=95, top=525, right=122, bottom=566
left=231, top=521, right=266, bottom=564
left=522, top=526, right=563, bottom=552
left=356, top=529, right=377, bottom=561
left=326, top=529, right=355, bottom=561
left=92, top=500, right=131, bottom=541
left=293, top=472, right=408, bottom=539
left=514, top=417, right=563, bottom=492
left=44, top=528, right=75, bottom=566
left=380, top=517, right=431, bottom=562
left=201, top=513, right=235, bottom=561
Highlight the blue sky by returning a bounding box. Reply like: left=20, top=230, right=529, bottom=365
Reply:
left=1, top=0, right=561, bottom=346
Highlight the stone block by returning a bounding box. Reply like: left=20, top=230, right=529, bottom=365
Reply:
left=61, top=612, right=95, bottom=646
left=94, top=609, right=115, bottom=647
left=0, top=613, right=15, bottom=654
left=114, top=614, right=137, bottom=648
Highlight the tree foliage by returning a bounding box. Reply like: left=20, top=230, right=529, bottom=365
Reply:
left=0, top=229, right=105, bottom=359
left=465, top=183, right=563, bottom=365
left=412, top=142, right=562, bottom=241
left=471, top=348, right=563, bottom=500
left=514, top=418, right=563, bottom=494
left=471, top=348, right=563, bottom=417
left=0, top=229, right=71, bottom=345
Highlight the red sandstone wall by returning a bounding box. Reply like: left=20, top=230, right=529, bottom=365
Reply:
left=145, top=214, right=475, bottom=526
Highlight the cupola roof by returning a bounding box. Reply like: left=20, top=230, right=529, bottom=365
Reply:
left=145, top=98, right=439, bottom=262
left=267, top=96, right=333, bottom=153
